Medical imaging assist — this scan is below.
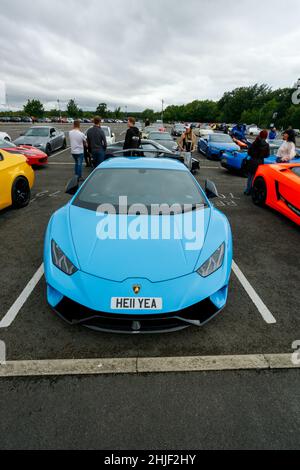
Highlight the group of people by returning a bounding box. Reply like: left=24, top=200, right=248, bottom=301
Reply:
left=244, top=128, right=297, bottom=195
left=69, top=116, right=142, bottom=179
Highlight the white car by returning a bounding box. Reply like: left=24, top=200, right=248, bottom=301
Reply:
left=86, top=126, right=116, bottom=146
left=195, top=126, right=214, bottom=138
left=0, top=131, right=11, bottom=141
left=248, top=125, right=261, bottom=136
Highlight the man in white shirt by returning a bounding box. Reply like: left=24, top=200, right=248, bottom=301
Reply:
left=69, top=120, right=87, bottom=179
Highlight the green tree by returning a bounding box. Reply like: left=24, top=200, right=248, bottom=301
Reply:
left=96, top=103, right=108, bottom=117
left=67, top=99, right=81, bottom=118
left=23, top=99, right=44, bottom=118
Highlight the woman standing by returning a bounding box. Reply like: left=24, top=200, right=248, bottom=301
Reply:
left=178, top=126, right=196, bottom=153
left=244, top=130, right=270, bottom=195
left=276, top=130, right=297, bottom=162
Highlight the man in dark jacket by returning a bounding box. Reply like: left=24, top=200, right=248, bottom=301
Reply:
left=123, top=117, right=141, bottom=156
left=244, top=129, right=270, bottom=195
left=86, top=116, right=107, bottom=168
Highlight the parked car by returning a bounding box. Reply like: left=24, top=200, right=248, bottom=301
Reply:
left=105, top=139, right=199, bottom=173
left=14, top=126, right=66, bottom=156
left=0, top=131, right=11, bottom=141
left=198, top=133, right=240, bottom=160
left=247, top=125, right=261, bottom=136
left=0, top=138, right=48, bottom=166
left=194, top=125, right=214, bottom=138
left=171, top=124, right=186, bottom=137
left=147, top=132, right=178, bottom=152
left=252, top=163, right=300, bottom=225
left=0, top=149, right=35, bottom=210
left=44, top=157, right=232, bottom=333
left=85, top=126, right=116, bottom=146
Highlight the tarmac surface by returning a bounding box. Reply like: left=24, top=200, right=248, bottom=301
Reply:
left=0, top=122, right=299, bottom=449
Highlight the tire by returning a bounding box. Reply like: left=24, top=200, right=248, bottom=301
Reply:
left=46, top=144, right=52, bottom=156
left=11, top=177, right=31, bottom=209
left=252, top=177, right=267, bottom=206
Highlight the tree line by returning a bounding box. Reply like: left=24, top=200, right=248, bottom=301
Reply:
left=1, top=83, right=299, bottom=128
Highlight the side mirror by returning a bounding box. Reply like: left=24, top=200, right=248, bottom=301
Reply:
left=205, top=180, right=219, bottom=199
left=65, top=176, right=79, bottom=195
left=20, top=132, right=24, bottom=136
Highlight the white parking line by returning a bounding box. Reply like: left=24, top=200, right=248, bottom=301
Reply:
left=0, top=265, right=44, bottom=329
left=0, top=261, right=276, bottom=329
left=48, top=162, right=74, bottom=165
left=49, top=147, right=70, bottom=159
left=232, top=260, right=277, bottom=324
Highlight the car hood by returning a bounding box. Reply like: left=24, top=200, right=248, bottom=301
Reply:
left=209, top=142, right=239, bottom=151
left=14, top=136, right=48, bottom=146
left=68, top=205, right=212, bottom=282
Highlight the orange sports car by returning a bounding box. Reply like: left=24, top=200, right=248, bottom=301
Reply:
left=252, top=163, right=300, bottom=225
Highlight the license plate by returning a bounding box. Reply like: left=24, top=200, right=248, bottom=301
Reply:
left=111, top=297, right=163, bottom=311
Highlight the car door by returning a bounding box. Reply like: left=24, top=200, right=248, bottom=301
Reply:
left=0, top=152, right=13, bottom=209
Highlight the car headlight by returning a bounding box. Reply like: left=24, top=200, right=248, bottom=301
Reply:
left=51, top=240, right=78, bottom=276
left=197, top=243, right=225, bottom=278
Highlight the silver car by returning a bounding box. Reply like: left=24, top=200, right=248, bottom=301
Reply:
left=14, top=126, right=66, bottom=156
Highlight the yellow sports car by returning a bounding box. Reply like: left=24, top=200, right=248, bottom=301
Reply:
left=0, top=149, right=35, bottom=210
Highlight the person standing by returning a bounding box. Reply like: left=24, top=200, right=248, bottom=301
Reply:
left=69, top=120, right=87, bottom=180
left=244, top=130, right=270, bottom=195
left=86, top=116, right=107, bottom=168
left=123, top=117, right=141, bottom=156
left=276, top=129, right=297, bottom=162
left=178, top=126, right=196, bottom=152
left=269, top=127, right=277, bottom=140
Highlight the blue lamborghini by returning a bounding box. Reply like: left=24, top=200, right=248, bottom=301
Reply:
left=44, top=157, right=233, bottom=334
left=221, top=143, right=300, bottom=175
left=198, top=133, right=240, bottom=160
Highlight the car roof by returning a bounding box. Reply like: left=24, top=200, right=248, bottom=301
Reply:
left=100, top=157, right=187, bottom=171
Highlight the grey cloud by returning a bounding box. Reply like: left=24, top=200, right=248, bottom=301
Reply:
left=0, top=0, right=300, bottom=110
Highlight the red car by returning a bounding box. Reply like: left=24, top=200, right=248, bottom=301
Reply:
left=0, top=139, right=48, bottom=166
left=252, top=163, right=300, bottom=225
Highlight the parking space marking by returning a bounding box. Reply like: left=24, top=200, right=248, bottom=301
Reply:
left=49, top=147, right=70, bottom=159
left=232, top=261, right=277, bottom=324
left=48, top=162, right=74, bottom=165
left=0, top=264, right=44, bottom=329
left=0, top=354, right=298, bottom=377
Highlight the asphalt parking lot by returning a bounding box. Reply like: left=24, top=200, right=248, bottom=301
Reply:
left=1, top=123, right=300, bottom=450
left=0, top=123, right=299, bottom=362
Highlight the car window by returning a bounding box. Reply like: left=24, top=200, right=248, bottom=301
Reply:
left=291, top=167, right=300, bottom=177
left=0, top=139, right=15, bottom=149
left=148, top=133, right=172, bottom=141
left=25, top=128, right=49, bottom=137
left=73, top=168, right=207, bottom=213
left=210, top=135, right=233, bottom=143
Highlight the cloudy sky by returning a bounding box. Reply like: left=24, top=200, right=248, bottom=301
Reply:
left=0, top=0, right=300, bottom=111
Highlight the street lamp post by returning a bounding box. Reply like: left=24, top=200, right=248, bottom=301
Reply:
left=57, top=99, right=62, bottom=120
left=161, top=99, right=164, bottom=122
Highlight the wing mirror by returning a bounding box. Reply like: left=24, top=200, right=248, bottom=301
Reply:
left=65, top=175, right=80, bottom=195
left=205, top=180, right=219, bottom=199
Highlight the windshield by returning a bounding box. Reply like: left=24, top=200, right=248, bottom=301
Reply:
left=0, top=139, right=16, bottom=149
left=210, top=134, right=233, bottom=143
left=291, top=167, right=300, bottom=177
left=73, top=168, right=207, bottom=213
left=25, top=128, right=49, bottom=137
left=148, top=133, right=172, bottom=141
left=101, top=127, right=110, bottom=137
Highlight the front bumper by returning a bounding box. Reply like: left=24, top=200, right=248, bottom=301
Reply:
left=52, top=293, right=225, bottom=333
left=45, top=263, right=230, bottom=334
